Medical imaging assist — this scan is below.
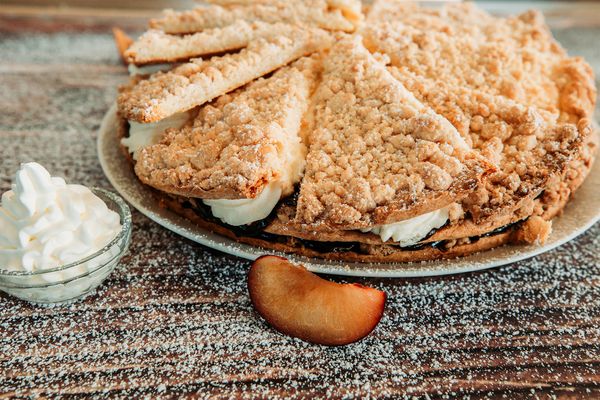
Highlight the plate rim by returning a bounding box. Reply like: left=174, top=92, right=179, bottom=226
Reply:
left=98, top=104, right=600, bottom=278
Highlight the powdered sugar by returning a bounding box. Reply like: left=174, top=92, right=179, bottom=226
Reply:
left=1, top=219, right=599, bottom=397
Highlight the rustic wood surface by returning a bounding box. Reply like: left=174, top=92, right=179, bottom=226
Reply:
left=1, top=6, right=600, bottom=399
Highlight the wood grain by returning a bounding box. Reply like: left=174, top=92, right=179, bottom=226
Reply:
left=0, top=7, right=599, bottom=400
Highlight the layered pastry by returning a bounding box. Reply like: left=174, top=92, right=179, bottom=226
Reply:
left=114, top=0, right=597, bottom=262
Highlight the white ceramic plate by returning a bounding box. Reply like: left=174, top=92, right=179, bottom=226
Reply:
left=98, top=105, right=600, bottom=277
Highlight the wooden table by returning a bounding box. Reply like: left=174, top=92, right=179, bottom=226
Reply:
left=1, top=5, right=599, bottom=399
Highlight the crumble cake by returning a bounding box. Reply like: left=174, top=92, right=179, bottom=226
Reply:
left=134, top=56, right=320, bottom=201
left=113, top=0, right=597, bottom=263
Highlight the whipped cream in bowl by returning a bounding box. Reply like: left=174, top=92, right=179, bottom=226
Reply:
left=0, top=163, right=132, bottom=304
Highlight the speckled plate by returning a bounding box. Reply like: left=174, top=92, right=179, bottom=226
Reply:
left=97, top=105, right=600, bottom=277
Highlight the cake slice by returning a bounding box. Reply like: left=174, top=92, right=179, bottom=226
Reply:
left=134, top=56, right=320, bottom=204
left=112, top=27, right=133, bottom=64
left=118, top=27, right=331, bottom=123
left=150, top=0, right=361, bottom=34
left=125, top=21, right=294, bottom=65
left=293, top=35, right=491, bottom=231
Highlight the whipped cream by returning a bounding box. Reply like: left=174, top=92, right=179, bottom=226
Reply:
left=0, top=163, right=122, bottom=275
left=277, top=137, right=305, bottom=195
left=203, top=133, right=305, bottom=226
left=203, top=183, right=282, bottom=226
left=122, top=111, right=190, bottom=160
left=361, top=207, right=450, bottom=247
left=128, top=62, right=175, bottom=76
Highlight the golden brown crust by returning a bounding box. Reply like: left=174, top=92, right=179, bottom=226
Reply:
left=294, top=35, right=493, bottom=230
left=264, top=201, right=529, bottom=246
left=118, top=27, right=332, bottom=123
left=534, top=126, right=598, bottom=220
left=134, top=57, right=320, bottom=200
left=566, top=125, right=598, bottom=194
left=512, top=216, right=552, bottom=245
left=125, top=22, right=295, bottom=65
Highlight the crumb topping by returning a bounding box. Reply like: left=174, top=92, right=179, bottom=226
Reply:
left=116, top=0, right=596, bottom=241
left=361, top=1, right=593, bottom=223
left=134, top=57, right=319, bottom=199
left=125, top=21, right=296, bottom=65
left=387, top=67, right=586, bottom=222
left=295, top=35, right=487, bottom=229
left=117, top=27, right=331, bottom=123
left=150, top=0, right=361, bottom=34
left=363, top=2, right=596, bottom=124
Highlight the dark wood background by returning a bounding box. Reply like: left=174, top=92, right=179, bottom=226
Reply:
left=1, top=4, right=599, bottom=399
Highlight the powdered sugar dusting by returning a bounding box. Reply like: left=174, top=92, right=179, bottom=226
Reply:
left=1, top=218, right=599, bottom=397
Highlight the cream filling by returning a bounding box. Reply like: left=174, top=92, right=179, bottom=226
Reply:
left=128, top=63, right=175, bottom=76
left=361, top=207, right=450, bottom=247
left=203, top=127, right=306, bottom=226
left=122, top=111, right=190, bottom=160
left=203, top=183, right=282, bottom=227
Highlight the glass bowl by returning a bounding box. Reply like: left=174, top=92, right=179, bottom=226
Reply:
left=0, top=188, right=132, bottom=305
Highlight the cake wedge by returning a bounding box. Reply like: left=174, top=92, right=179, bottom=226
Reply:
left=294, top=35, right=493, bottom=232
left=133, top=57, right=321, bottom=225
